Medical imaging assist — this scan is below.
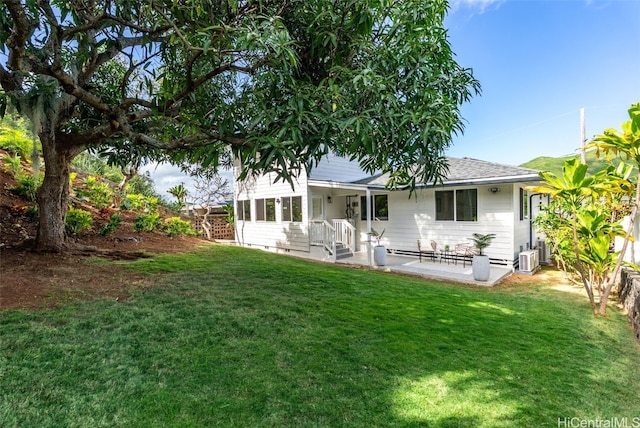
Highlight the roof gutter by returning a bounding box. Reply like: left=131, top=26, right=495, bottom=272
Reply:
left=310, top=173, right=541, bottom=191
left=419, top=174, right=542, bottom=189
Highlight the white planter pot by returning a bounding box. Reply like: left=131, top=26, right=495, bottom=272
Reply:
left=374, top=246, right=387, bottom=266
left=472, top=255, right=490, bottom=281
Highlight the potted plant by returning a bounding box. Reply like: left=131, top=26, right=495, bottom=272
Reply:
left=470, top=233, right=496, bottom=281
left=371, top=228, right=387, bottom=266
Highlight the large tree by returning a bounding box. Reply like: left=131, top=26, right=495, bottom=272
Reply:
left=0, top=0, right=479, bottom=252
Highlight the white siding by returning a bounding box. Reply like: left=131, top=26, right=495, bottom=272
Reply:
left=308, top=153, right=370, bottom=182
left=234, top=166, right=310, bottom=252
left=354, top=184, right=531, bottom=268
left=513, top=185, right=533, bottom=259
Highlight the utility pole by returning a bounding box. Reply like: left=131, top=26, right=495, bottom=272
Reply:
left=580, top=107, right=587, bottom=164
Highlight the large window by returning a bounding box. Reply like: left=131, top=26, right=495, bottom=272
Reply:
left=360, top=194, right=389, bottom=221
left=237, top=200, right=251, bottom=221
left=256, top=198, right=276, bottom=221
left=282, top=196, right=303, bottom=222
left=436, top=189, right=477, bottom=221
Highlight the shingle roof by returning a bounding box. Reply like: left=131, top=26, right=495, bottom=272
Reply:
left=351, top=157, right=540, bottom=187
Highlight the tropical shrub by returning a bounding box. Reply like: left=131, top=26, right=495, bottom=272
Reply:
left=530, top=158, right=633, bottom=315
left=76, top=176, right=113, bottom=209
left=65, top=208, right=93, bottom=234
left=133, top=213, right=162, bottom=232
left=2, top=153, right=24, bottom=176
left=98, top=212, right=122, bottom=236
left=122, top=193, right=158, bottom=212
left=0, top=125, right=32, bottom=159
left=9, top=174, right=42, bottom=202
left=69, top=171, right=77, bottom=188
left=162, top=217, right=198, bottom=237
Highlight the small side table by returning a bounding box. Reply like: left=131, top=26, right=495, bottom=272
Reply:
left=441, top=248, right=456, bottom=265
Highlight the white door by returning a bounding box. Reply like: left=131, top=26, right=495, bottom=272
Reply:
left=311, top=195, right=324, bottom=220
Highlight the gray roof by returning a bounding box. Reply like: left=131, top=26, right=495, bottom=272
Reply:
left=351, top=157, right=540, bottom=188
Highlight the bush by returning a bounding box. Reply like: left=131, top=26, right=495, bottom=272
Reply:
left=122, top=193, right=158, bottom=212
left=162, top=217, right=198, bottom=237
left=65, top=208, right=93, bottom=235
left=77, top=176, right=113, bottom=209
left=133, top=213, right=162, bottom=232
left=9, top=174, right=41, bottom=202
left=0, top=126, right=32, bottom=159
left=2, top=154, right=24, bottom=176
left=98, top=212, right=122, bottom=236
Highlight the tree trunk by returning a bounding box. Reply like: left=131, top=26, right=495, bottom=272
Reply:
left=35, top=132, right=74, bottom=252
left=572, top=206, right=598, bottom=313
left=202, top=208, right=212, bottom=240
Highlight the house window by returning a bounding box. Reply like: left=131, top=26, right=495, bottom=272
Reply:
left=360, top=194, right=389, bottom=221
left=282, top=196, right=303, bottom=222
left=520, top=188, right=529, bottom=220
left=237, top=200, right=251, bottom=221
left=256, top=199, right=264, bottom=221
left=435, top=191, right=454, bottom=221
left=436, top=189, right=477, bottom=221
left=256, top=198, right=276, bottom=221
left=265, top=198, right=276, bottom=221
left=456, top=189, right=477, bottom=221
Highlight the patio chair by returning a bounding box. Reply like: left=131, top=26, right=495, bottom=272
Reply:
left=417, top=239, right=437, bottom=262
left=454, top=243, right=478, bottom=267
left=431, top=240, right=439, bottom=262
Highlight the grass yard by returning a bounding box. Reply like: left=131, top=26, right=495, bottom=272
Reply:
left=2, top=245, right=640, bottom=427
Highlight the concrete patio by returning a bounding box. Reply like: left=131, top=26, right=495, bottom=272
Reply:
left=286, top=246, right=513, bottom=286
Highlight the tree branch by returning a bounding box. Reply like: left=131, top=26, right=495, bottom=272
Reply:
left=3, top=0, right=33, bottom=77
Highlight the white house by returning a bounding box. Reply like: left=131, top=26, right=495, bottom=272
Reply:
left=233, top=153, right=543, bottom=270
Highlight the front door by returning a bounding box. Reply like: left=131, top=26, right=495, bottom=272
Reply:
left=311, top=195, right=324, bottom=221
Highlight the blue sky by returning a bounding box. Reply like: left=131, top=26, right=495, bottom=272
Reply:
left=444, top=0, right=640, bottom=165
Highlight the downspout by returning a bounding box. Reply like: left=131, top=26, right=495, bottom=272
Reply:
left=366, top=188, right=372, bottom=267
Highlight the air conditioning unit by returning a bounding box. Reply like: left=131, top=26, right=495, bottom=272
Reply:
left=536, top=239, right=550, bottom=265
left=519, top=250, right=540, bottom=274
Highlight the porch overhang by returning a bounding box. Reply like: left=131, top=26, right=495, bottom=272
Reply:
left=309, top=173, right=541, bottom=191
left=307, top=179, right=385, bottom=191
left=423, top=173, right=542, bottom=189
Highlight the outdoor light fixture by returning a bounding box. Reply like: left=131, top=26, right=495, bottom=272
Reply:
left=489, top=187, right=501, bottom=193
left=275, top=198, right=281, bottom=204
left=327, top=195, right=333, bottom=203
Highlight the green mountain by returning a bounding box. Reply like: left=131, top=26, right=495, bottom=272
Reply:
left=520, top=150, right=619, bottom=177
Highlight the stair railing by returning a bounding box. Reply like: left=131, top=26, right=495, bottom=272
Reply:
left=333, top=219, right=355, bottom=255
left=310, top=220, right=336, bottom=259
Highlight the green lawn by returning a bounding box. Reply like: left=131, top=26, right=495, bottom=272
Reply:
left=2, top=245, right=639, bottom=427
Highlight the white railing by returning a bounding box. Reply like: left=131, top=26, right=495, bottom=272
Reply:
left=310, top=220, right=336, bottom=257
left=333, top=219, right=356, bottom=254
